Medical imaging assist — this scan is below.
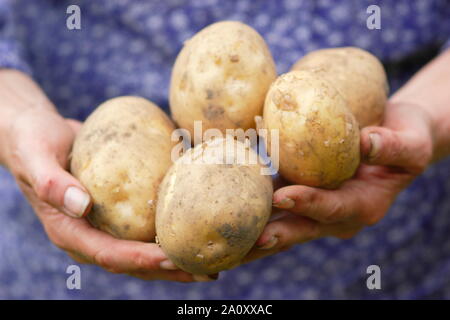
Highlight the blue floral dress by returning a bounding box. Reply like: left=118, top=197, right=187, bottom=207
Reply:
left=1, top=0, right=450, bottom=299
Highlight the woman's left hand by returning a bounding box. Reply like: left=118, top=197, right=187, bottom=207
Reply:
left=244, top=101, right=434, bottom=263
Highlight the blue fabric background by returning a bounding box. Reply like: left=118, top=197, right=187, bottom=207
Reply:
left=0, top=0, right=450, bottom=299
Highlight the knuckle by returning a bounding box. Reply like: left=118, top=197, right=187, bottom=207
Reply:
left=293, top=220, right=320, bottom=244
left=34, top=175, right=55, bottom=202
left=93, top=249, right=119, bottom=274
left=390, top=131, right=402, bottom=151
left=306, top=189, right=321, bottom=206
left=323, top=201, right=346, bottom=223
left=385, top=134, right=401, bottom=161
left=130, top=250, right=152, bottom=270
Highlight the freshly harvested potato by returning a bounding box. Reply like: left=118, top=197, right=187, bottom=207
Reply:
left=263, top=70, right=360, bottom=189
left=156, top=137, right=273, bottom=275
left=291, top=47, right=388, bottom=128
left=170, top=21, right=277, bottom=138
left=70, top=96, right=176, bottom=242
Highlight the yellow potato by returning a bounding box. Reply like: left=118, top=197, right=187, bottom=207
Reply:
left=156, top=137, right=273, bottom=275
left=263, top=70, right=360, bottom=189
left=170, top=21, right=277, bottom=139
left=292, top=47, right=388, bottom=128
left=70, top=96, right=176, bottom=241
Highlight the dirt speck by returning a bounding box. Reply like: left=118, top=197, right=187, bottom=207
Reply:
left=179, top=72, right=188, bottom=90
left=103, top=131, right=118, bottom=142
left=203, top=104, right=225, bottom=120
left=206, top=89, right=214, bottom=100
left=229, top=54, right=239, bottom=63
left=217, top=223, right=250, bottom=248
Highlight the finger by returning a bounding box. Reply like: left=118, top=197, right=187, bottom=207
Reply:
left=128, top=270, right=195, bottom=283
left=360, top=125, right=432, bottom=173
left=243, top=215, right=363, bottom=264
left=44, top=214, right=191, bottom=277
left=272, top=184, right=361, bottom=224
left=65, top=118, right=82, bottom=134
left=66, top=239, right=196, bottom=283
left=26, top=155, right=92, bottom=218
left=14, top=113, right=92, bottom=218
left=256, top=214, right=319, bottom=249
left=243, top=214, right=318, bottom=263
left=129, top=271, right=218, bottom=283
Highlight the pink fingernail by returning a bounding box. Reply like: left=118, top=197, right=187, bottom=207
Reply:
left=257, top=236, right=278, bottom=250
left=273, top=198, right=295, bottom=209
left=63, top=186, right=90, bottom=218
left=369, top=133, right=381, bottom=159
left=160, top=259, right=179, bottom=270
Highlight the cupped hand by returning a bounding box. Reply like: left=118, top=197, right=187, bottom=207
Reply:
left=5, top=108, right=212, bottom=282
left=244, top=101, right=434, bottom=262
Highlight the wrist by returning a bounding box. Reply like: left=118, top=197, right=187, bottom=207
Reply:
left=1, top=107, right=61, bottom=172
left=0, top=69, right=59, bottom=168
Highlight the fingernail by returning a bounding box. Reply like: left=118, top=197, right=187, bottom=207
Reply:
left=257, top=236, right=278, bottom=250
left=193, top=274, right=217, bottom=282
left=369, top=133, right=381, bottom=159
left=273, top=198, right=295, bottom=209
left=160, top=259, right=179, bottom=270
left=63, top=186, right=90, bottom=218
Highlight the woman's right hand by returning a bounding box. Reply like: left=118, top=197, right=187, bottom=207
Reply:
left=3, top=105, right=214, bottom=282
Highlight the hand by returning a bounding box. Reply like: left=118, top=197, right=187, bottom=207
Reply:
left=244, top=101, right=434, bottom=262
left=5, top=107, right=214, bottom=282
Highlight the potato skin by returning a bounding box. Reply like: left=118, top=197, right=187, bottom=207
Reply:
left=263, top=70, right=360, bottom=189
left=291, top=47, right=388, bottom=128
left=156, top=137, right=273, bottom=275
left=170, top=21, right=277, bottom=138
left=70, top=96, right=176, bottom=242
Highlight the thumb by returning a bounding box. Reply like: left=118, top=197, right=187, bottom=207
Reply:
left=360, top=126, right=432, bottom=173
left=27, top=155, right=92, bottom=218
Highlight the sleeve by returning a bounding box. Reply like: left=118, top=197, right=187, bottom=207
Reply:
left=0, top=1, right=32, bottom=74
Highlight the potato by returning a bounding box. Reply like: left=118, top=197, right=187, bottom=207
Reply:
left=170, top=21, right=277, bottom=138
left=291, top=47, right=388, bottom=128
left=156, top=137, right=273, bottom=275
left=70, top=96, right=176, bottom=242
left=263, top=70, right=360, bottom=189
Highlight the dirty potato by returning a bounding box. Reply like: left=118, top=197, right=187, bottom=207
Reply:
left=70, top=96, right=176, bottom=241
left=170, top=21, right=277, bottom=139
left=156, top=137, right=273, bottom=275
left=292, top=47, right=388, bottom=128
left=263, top=70, right=360, bottom=189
